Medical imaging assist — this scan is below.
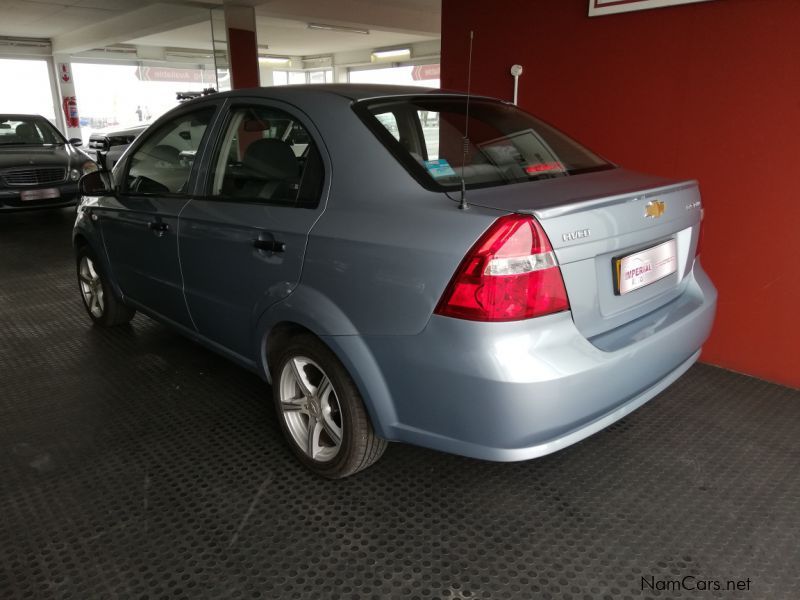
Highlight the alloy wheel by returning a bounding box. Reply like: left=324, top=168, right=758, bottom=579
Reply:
left=278, top=356, right=344, bottom=462
left=78, top=255, right=105, bottom=318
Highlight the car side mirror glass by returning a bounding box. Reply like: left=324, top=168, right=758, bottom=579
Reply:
left=79, top=170, right=113, bottom=196
left=69, top=137, right=83, bottom=147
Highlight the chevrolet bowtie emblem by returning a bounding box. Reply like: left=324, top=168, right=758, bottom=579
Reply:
left=645, top=200, right=665, bottom=218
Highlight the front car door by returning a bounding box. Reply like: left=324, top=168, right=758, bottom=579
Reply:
left=98, top=104, right=219, bottom=329
left=179, top=99, right=327, bottom=361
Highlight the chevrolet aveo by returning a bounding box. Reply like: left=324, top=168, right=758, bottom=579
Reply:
left=74, top=85, right=717, bottom=478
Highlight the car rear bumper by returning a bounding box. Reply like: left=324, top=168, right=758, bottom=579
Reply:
left=328, top=259, right=717, bottom=461
left=0, top=183, right=79, bottom=211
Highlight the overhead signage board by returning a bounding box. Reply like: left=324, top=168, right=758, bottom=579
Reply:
left=411, top=64, right=441, bottom=81
left=135, top=66, right=216, bottom=83
left=589, top=0, right=714, bottom=16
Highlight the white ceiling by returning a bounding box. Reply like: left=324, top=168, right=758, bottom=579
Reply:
left=129, top=17, right=439, bottom=57
left=0, top=0, right=223, bottom=38
left=0, top=0, right=440, bottom=58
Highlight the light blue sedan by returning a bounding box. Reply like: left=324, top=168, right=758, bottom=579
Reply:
left=73, top=85, right=716, bottom=477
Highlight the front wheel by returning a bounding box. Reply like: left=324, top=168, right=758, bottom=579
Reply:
left=273, top=334, right=387, bottom=478
left=76, top=246, right=135, bottom=327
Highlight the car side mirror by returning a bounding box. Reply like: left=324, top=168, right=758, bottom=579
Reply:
left=79, top=170, right=113, bottom=196
left=69, top=137, right=83, bottom=147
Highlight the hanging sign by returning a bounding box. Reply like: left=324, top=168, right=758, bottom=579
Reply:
left=589, top=0, right=714, bottom=16
left=411, top=64, right=441, bottom=81
left=136, top=66, right=216, bottom=83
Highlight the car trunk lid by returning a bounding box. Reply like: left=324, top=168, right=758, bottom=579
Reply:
left=463, top=168, right=703, bottom=339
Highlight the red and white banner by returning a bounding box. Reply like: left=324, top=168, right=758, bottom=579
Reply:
left=136, top=66, right=216, bottom=83
left=589, top=0, right=714, bottom=16
left=411, top=64, right=440, bottom=81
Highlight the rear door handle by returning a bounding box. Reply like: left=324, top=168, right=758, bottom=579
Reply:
left=253, top=239, right=286, bottom=253
left=148, top=221, right=169, bottom=236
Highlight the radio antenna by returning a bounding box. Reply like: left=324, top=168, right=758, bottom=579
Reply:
left=458, top=30, right=474, bottom=211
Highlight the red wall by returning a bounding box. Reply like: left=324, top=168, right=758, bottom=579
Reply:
left=442, top=0, right=800, bottom=388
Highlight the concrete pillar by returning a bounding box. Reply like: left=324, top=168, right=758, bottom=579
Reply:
left=334, top=65, right=349, bottom=84
left=224, top=4, right=260, bottom=90
left=44, top=56, right=66, bottom=133
left=52, top=55, right=82, bottom=141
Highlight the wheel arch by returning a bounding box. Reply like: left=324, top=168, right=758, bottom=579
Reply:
left=256, top=300, right=398, bottom=440
left=73, top=232, right=90, bottom=249
left=72, top=222, right=124, bottom=300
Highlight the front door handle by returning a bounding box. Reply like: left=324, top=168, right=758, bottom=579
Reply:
left=148, top=221, right=169, bottom=236
left=253, top=239, right=286, bottom=253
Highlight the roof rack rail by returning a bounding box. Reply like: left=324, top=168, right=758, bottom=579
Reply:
left=176, top=88, right=217, bottom=102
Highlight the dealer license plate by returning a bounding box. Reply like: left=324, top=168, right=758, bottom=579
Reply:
left=614, top=239, right=677, bottom=295
left=20, top=188, right=61, bottom=202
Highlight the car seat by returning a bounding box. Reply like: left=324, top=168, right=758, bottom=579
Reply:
left=15, top=123, right=39, bottom=144
left=239, top=138, right=300, bottom=201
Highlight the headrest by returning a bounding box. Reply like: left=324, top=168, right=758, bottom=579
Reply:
left=15, top=123, right=38, bottom=142
left=243, top=138, right=298, bottom=180
left=150, top=145, right=180, bottom=165
left=243, top=118, right=270, bottom=133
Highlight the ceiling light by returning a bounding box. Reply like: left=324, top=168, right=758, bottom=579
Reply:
left=370, top=48, right=411, bottom=62
left=258, top=56, right=291, bottom=65
left=308, top=23, right=370, bottom=35
left=0, top=36, right=51, bottom=49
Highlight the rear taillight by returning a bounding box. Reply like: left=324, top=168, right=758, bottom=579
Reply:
left=434, top=214, right=570, bottom=322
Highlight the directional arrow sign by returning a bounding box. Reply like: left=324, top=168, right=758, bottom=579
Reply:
left=59, top=63, right=71, bottom=84
left=411, top=64, right=440, bottom=81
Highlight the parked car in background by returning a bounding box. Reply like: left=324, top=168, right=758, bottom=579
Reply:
left=0, top=114, right=97, bottom=212
left=86, top=124, right=147, bottom=171
left=73, top=85, right=717, bottom=478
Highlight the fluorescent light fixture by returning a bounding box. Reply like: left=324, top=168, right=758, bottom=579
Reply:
left=308, top=23, right=370, bottom=35
left=370, top=48, right=411, bottom=62
left=258, top=56, right=291, bottom=65
left=0, top=36, right=51, bottom=49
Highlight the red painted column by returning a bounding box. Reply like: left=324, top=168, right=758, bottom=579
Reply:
left=224, top=4, right=260, bottom=90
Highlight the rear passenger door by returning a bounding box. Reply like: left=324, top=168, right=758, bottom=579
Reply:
left=179, top=100, right=327, bottom=361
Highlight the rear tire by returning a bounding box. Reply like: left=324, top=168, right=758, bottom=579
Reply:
left=76, top=245, right=135, bottom=327
left=272, top=333, right=387, bottom=478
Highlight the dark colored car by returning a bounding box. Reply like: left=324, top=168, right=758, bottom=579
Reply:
left=86, top=124, right=147, bottom=171
left=0, top=114, right=97, bottom=211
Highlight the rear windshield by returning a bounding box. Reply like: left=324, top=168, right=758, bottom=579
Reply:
left=356, top=97, right=613, bottom=190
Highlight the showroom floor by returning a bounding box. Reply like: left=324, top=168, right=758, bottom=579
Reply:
left=1, top=208, right=798, bottom=600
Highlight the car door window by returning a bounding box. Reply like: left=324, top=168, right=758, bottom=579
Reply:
left=124, top=107, right=215, bottom=195
left=210, top=106, right=323, bottom=208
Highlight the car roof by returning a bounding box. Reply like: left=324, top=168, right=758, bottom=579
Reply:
left=184, top=84, right=497, bottom=105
